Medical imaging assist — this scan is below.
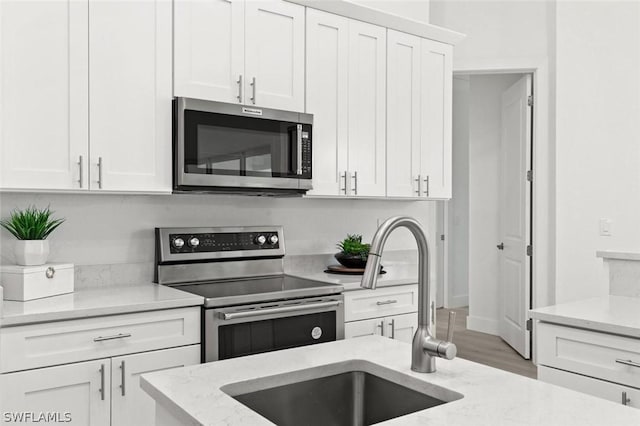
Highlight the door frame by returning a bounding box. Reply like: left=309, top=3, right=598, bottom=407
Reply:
left=443, top=58, right=551, bottom=363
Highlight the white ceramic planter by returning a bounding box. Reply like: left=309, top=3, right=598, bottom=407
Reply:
left=14, top=240, right=50, bottom=266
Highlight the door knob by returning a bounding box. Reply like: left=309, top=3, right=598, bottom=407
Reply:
left=497, top=242, right=504, bottom=250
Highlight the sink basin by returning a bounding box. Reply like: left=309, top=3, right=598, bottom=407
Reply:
left=221, top=360, right=463, bottom=426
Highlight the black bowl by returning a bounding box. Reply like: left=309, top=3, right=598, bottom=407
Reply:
left=334, top=252, right=368, bottom=269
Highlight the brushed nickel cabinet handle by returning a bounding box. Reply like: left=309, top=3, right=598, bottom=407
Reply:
left=390, top=319, right=395, bottom=339
left=376, top=299, right=397, bottom=306
left=250, top=77, right=256, bottom=104
left=622, top=391, right=631, bottom=405
left=237, top=75, right=243, bottom=103
left=97, top=157, right=103, bottom=189
left=377, top=320, right=385, bottom=337
left=340, top=171, right=347, bottom=194
left=120, top=360, right=126, bottom=396
left=45, top=267, right=55, bottom=279
left=424, top=176, right=429, bottom=197
left=78, top=155, right=84, bottom=188
left=353, top=171, right=358, bottom=195
left=99, top=364, right=105, bottom=401
left=93, top=333, right=132, bottom=342
left=414, top=174, right=421, bottom=196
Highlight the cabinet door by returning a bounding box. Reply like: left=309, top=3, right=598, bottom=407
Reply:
left=305, top=8, right=349, bottom=196
left=420, top=39, right=453, bottom=199
left=245, top=1, right=305, bottom=111
left=345, top=318, right=386, bottom=339
left=387, top=312, right=418, bottom=343
left=386, top=30, right=422, bottom=198
left=0, top=0, right=88, bottom=190
left=174, top=0, right=244, bottom=103
left=111, top=345, right=200, bottom=426
left=89, top=0, right=172, bottom=192
left=347, top=20, right=386, bottom=197
left=1, top=359, right=110, bottom=426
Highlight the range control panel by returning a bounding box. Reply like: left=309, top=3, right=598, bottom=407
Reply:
left=156, top=226, right=285, bottom=263
left=169, top=231, right=280, bottom=254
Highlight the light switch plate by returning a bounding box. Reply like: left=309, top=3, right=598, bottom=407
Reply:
left=599, top=218, right=613, bottom=236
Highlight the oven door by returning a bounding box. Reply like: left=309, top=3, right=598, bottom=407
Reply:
left=175, top=98, right=312, bottom=192
left=203, top=295, right=344, bottom=362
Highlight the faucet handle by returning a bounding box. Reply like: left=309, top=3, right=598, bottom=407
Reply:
left=446, top=311, right=456, bottom=342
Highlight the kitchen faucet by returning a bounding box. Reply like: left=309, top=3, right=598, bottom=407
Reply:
left=361, top=216, right=457, bottom=373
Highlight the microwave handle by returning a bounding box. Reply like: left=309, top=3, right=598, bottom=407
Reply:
left=296, top=124, right=303, bottom=175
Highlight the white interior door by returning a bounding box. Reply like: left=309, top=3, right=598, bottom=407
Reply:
left=498, top=74, right=532, bottom=359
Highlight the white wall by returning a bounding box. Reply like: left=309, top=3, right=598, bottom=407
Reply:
left=430, top=0, right=550, bottom=69
left=466, top=73, right=523, bottom=334
left=447, top=75, right=470, bottom=308
left=0, top=193, right=436, bottom=266
left=554, top=1, right=640, bottom=303
left=351, top=0, right=430, bottom=23
left=430, top=0, right=554, bottom=311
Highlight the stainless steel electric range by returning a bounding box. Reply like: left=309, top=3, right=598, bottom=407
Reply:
left=155, top=226, right=344, bottom=362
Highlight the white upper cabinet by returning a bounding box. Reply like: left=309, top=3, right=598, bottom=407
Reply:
left=347, top=20, right=386, bottom=197
left=386, top=30, right=453, bottom=199
left=174, top=0, right=305, bottom=112
left=306, top=9, right=386, bottom=197
left=89, top=0, right=172, bottom=192
left=421, top=38, right=453, bottom=199
left=174, top=0, right=244, bottom=103
left=0, top=1, right=89, bottom=190
left=386, top=30, right=421, bottom=198
left=305, top=8, right=349, bottom=196
left=245, top=1, right=305, bottom=111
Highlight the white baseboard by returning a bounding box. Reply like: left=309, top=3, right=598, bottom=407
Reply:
left=466, top=315, right=499, bottom=336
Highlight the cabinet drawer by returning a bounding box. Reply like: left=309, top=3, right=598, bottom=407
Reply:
left=539, top=365, right=640, bottom=409
left=1, top=307, right=200, bottom=373
left=344, top=284, right=417, bottom=322
left=537, top=322, right=640, bottom=389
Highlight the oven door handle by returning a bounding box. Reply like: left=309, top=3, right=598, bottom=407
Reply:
left=222, top=300, right=341, bottom=320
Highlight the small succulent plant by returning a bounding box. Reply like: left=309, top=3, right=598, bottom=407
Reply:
left=336, top=234, right=370, bottom=259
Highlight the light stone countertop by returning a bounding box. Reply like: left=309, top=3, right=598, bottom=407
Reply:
left=287, top=263, right=418, bottom=291
left=596, top=250, right=640, bottom=261
left=1, top=283, right=204, bottom=327
left=529, top=295, right=640, bottom=338
left=141, top=336, right=640, bottom=426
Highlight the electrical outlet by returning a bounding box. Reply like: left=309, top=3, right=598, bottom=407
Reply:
left=599, top=218, right=613, bottom=237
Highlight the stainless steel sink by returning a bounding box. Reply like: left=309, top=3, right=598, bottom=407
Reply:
left=221, top=360, right=463, bottom=426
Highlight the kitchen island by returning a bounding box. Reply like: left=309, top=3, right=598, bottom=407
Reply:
left=141, top=336, right=640, bottom=425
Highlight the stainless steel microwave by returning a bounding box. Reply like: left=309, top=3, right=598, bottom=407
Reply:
left=174, top=98, right=313, bottom=195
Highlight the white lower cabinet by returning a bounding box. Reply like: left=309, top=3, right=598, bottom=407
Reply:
left=344, top=284, right=419, bottom=344
left=0, top=308, right=201, bottom=425
left=536, top=321, right=640, bottom=409
left=111, top=346, right=201, bottom=426
left=345, top=313, right=417, bottom=344
left=1, top=358, right=110, bottom=426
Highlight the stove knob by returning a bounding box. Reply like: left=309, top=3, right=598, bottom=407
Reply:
left=188, top=237, right=200, bottom=248
left=269, top=235, right=279, bottom=245
left=172, top=237, right=185, bottom=249
left=255, top=235, right=267, bottom=245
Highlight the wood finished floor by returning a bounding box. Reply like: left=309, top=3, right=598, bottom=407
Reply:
left=436, top=307, right=537, bottom=379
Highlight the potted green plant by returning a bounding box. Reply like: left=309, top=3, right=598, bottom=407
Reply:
left=0, top=206, right=65, bottom=266
left=335, top=234, right=371, bottom=269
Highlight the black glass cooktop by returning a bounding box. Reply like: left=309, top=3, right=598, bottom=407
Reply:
left=173, top=275, right=342, bottom=308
